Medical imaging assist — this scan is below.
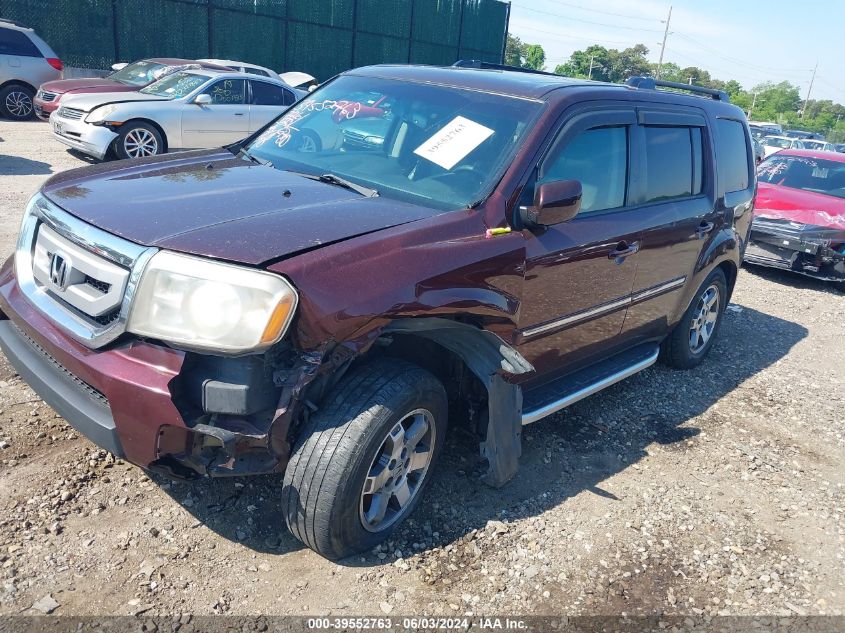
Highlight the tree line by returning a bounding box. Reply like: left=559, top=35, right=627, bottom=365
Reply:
left=505, top=35, right=844, bottom=142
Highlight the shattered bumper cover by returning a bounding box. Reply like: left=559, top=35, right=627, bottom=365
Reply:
left=745, top=217, right=845, bottom=281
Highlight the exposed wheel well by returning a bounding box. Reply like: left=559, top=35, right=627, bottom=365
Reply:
left=363, top=332, right=487, bottom=435
left=717, top=260, right=738, bottom=301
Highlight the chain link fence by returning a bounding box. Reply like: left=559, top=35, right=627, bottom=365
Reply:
left=0, top=0, right=510, bottom=80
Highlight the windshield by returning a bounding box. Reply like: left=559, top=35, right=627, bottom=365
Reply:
left=245, top=75, right=542, bottom=209
left=763, top=137, right=792, bottom=149
left=140, top=72, right=208, bottom=98
left=109, top=60, right=169, bottom=87
left=758, top=155, right=845, bottom=199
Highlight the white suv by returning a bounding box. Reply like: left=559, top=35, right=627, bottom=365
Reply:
left=0, top=19, right=62, bottom=120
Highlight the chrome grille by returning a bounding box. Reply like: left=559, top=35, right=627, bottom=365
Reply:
left=57, top=107, right=84, bottom=120
left=39, top=90, right=58, bottom=102
left=15, top=196, right=157, bottom=349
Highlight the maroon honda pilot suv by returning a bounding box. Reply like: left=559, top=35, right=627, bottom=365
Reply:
left=0, top=63, right=755, bottom=560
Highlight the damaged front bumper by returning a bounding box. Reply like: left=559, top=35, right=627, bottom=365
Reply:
left=0, top=257, right=320, bottom=480
left=744, top=217, right=845, bottom=282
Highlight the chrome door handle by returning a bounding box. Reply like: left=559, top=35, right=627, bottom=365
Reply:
left=234, top=112, right=245, bottom=116
left=608, top=241, right=640, bottom=260
left=695, top=221, right=715, bottom=239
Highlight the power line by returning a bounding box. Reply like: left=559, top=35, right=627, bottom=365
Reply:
left=672, top=32, right=813, bottom=74
left=511, top=0, right=657, bottom=22
left=513, top=24, right=636, bottom=47
left=508, top=1, right=662, bottom=33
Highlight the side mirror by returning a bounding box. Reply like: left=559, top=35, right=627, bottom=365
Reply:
left=194, top=93, right=212, bottom=105
left=111, top=63, right=128, bottom=71
left=522, top=179, right=582, bottom=226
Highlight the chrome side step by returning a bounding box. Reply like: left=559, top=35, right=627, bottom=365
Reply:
left=521, top=347, right=659, bottom=425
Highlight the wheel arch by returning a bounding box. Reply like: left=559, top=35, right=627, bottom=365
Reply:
left=365, top=317, right=533, bottom=487
left=113, top=118, right=170, bottom=154
left=0, top=79, right=37, bottom=93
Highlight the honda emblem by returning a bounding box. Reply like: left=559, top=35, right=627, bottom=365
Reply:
left=49, top=252, right=71, bottom=291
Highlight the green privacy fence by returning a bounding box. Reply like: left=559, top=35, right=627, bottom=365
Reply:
left=0, top=0, right=510, bottom=81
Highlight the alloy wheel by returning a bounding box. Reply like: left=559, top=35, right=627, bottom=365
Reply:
left=689, top=284, right=720, bottom=353
left=298, top=135, right=317, bottom=153
left=5, top=90, right=33, bottom=118
left=359, top=408, right=436, bottom=533
left=123, top=128, right=159, bottom=158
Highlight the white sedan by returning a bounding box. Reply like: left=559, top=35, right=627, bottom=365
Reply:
left=49, top=68, right=304, bottom=160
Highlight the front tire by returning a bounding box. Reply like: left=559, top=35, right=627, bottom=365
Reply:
left=114, top=122, right=163, bottom=159
left=0, top=85, right=35, bottom=120
left=661, top=268, right=727, bottom=369
left=282, top=358, right=447, bottom=560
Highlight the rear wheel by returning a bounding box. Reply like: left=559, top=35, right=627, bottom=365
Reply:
left=114, top=122, right=163, bottom=159
left=661, top=268, right=727, bottom=369
left=282, top=358, right=447, bottom=560
left=0, top=85, right=35, bottom=120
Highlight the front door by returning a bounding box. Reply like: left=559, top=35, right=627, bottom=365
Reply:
left=515, top=108, right=642, bottom=381
left=181, top=78, right=249, bottom=148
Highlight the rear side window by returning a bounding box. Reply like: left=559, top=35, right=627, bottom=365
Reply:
left=716, top=119, right=751, bottom=193
left=250, top=81, right=295, bottom=106
left=0, top=27, right=41, bottom=57
left=643, top=126, right=703, bottom=203
left=541, top=126, right=628, bottom=213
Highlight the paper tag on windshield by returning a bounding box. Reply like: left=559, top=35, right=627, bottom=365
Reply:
left=414, top=116, right=494, bottom=170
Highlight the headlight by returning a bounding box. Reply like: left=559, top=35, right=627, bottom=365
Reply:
left=127, top=251, right=298, bottom=353
left=85, top=104, right=120, bottom=124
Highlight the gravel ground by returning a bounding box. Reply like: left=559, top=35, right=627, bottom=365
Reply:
left=0, top=119, right=843, bottom=618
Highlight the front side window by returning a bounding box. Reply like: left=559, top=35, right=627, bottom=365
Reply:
left=245, top=75, right=541, bottom=209
left=140, top=72, right=208, bottom=98
left=200, top=79, right=246, bottom=105
left=643, top=126, right=703, bottom=203
left=540, top=126, right=628, bottom=214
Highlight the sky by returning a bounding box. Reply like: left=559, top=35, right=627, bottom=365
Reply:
left=506, top=0, right=845, bottom=104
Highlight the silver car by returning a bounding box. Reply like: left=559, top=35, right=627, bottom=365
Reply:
left=0, top=18, right=62, bottom=120
left=49, top=69, right=304, bottom=160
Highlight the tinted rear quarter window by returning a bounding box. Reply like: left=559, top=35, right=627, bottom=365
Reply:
left=716, top=119, right=751, bottom=193
left=643, top=126, right=703, bottom=202
left=0, top=27, right=41, bottom=57
left=251, top=81, right=295, bottom=106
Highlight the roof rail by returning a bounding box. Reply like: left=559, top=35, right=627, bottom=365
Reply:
left=626, top=76, right=729, bottom=102
left=452, top=59, right=560, bottom=78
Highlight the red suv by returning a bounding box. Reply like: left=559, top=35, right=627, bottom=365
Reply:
left=0, top=64, right=755, bottom=560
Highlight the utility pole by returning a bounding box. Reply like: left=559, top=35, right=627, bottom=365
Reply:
left=588, top=54, right=594, bottom=80
left=748, top=91, right=757, bottom=120
left=800, top=61, right=818, bottom=119
left=688, top=76, right=693, bottom=85
left=655, top=5, right=672, bottom=81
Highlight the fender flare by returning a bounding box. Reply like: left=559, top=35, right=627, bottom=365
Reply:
left=381, top=318, right=533, bottom=487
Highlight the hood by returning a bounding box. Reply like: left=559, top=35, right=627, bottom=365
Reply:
left=754, top=182, right=845, bottom=230
left=58, top=91, right=169, bottom=112
left=40, top=150, right=444, bottom=266
left=40, top=77, right=137, bottom=96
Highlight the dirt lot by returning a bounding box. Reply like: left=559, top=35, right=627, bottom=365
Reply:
left=0, top=119, right=843, bottom=618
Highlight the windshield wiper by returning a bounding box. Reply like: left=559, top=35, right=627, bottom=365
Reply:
left=286, top=170, right=378, bottom=197
left=236, top=147, right=270, bottom=166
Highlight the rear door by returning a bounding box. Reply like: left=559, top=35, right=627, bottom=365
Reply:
left=621, top=107, right=718, bottom=341
left=180, top=78, right=249, bottom=148
left=515, top=107, right=643, bottom=380
left=248, top=79, right=296, bottom=132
